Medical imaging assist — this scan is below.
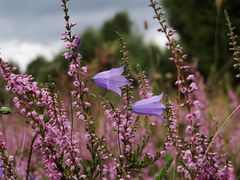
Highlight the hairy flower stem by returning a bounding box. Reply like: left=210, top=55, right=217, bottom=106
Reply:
left=26, top=133, right=38, bottom=180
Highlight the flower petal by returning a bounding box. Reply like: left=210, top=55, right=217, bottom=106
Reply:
left=132, top=93, right=164, bottom=107
left=92, top=66, right=128, bottom=96
left=131, top=93, right=165, bottom=120
left=109, top=66, right=125, bottom=76
left=93, top=71, right=109, bottom=79
left=108, top=85, right=122, bottom=96
left=132, top=103, right=165, bottom=115
left=108, top=75, right=129, bottom=87
left=93, top=78, right=108, bottom=89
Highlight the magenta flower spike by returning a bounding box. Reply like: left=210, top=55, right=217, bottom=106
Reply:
left=92, top=66, right=129, bottom=96
left=132, top=93, right=166, bottom=120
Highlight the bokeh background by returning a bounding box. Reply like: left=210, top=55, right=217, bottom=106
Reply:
left=0, top=0, right=239, bottom=90
left=0, top=0, right=166, bottom=71
left=1, top=0, right=240, bottom=178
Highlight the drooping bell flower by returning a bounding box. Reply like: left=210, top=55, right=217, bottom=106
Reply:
left=92, top=66, right=129, bottom=96
left=131, top=93, right=165, bottom=120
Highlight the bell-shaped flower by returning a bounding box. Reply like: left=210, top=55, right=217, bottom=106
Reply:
left=92, top=66, right=129, bottom=96
left=131, top=93, right=165, bottom=120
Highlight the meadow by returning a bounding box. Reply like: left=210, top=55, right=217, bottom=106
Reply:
left=0, top=0, right=239, bottom=179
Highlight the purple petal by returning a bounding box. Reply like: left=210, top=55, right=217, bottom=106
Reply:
left=108, top=86, right=122, bottom=96
left=108, top=75, right=129, bottom=87
left=74, top=36, right=82, bottom=48
left=132, top=103, right=165, bottom=115
left=132, top=93, right=164, bottom=107
left=72, top=36, right=82, bottom=53
left=29, top=174, right=35, bottom=180
left=131, top=93, right=165, bottom=120
left=109, top=66, right=125, bottom=75
left=92, top=66, right=128, bottom=96
left=93, top=66, right=125, bottom=80
left=0, top=166, right=3, bottom=177
left=107, top=77, right=128, bottom=96
left=93, top=71, right=110, bottom=80
left=93, top=78, right=108, bottom=89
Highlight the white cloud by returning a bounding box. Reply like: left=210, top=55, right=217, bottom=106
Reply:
left=0, top=30, right=167, bottom=73
left=0, top=40, right=62, bottom=71
left=144, top=28, right=167, bottom=48
left=0, top=0, right=169, bottom=73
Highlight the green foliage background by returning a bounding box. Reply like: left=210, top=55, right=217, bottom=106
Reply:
left=25, top=2, right=240, bottom=92
left=161, top=0, right=240, bottom=82
left=26, top=12, right=175, bottom=95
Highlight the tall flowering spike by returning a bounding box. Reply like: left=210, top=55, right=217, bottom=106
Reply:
left=131, top=93, right=165, bottom=120
left=93, top=66, right=129, bottom=96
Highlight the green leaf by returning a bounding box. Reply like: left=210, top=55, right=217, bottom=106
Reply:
left=0, top=107, right=12, bottom=115
left=155, top=156, right=173, bottom=180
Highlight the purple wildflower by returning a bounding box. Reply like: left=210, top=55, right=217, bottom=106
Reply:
left=92, top=66, right=129, bottom=96
left=72, top=35, right=81, bottom=53
left=131, top=93, right=165, bottom=120
left=0, top=166, right=3, bottom=177
left=29, top=174, right=35, bottom=180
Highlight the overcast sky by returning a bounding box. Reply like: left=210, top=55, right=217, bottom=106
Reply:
left=0, top=0, right=166, bottom=71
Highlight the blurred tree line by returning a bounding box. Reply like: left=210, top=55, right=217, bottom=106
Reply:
left=25, top=12, right=174, bottom=95
left=25, top=1, right=240, bottom=93
left=1, top=1, right=240, bottom=109
left=162, top=0, right=240, bottom=85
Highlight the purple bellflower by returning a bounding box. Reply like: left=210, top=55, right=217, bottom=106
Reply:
left=92, top=66, right=129, bottom=96
left=131, top=93, right=165, bottom=120
left=0, top=166, right=3, bottom=177
left=72, top=35, right=82, bottom=53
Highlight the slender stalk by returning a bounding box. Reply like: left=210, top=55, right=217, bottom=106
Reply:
left=26, top=133, right=38, bottom=180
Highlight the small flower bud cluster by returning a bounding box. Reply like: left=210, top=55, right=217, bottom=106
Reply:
left=162, top=102, right=177, bottom=155
left=61, top=1, right=112, bottom=178
left=225, top=10, right=240, bottom=78
left=176, top=133, right=234, bottom=179
left=61, top=0, right=81, bottom=61
left=137, top=69, right=153, bottom=99
left=149, top=0, right=198, bottom=107
left=120, top=37, right=138, bottom=155
left=98, top=37, right=161, bottom=179
left=149, top=1, right=235, bottom=178
left=0, top=59, right=81, bottom=179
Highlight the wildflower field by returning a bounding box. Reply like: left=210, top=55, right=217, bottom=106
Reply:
left=0, top=0, right=240, bottom=179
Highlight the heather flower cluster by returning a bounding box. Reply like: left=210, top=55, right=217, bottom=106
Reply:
left=0, top=0, right=238, bottom=179
left=149, top=0, right=236, bottom=179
